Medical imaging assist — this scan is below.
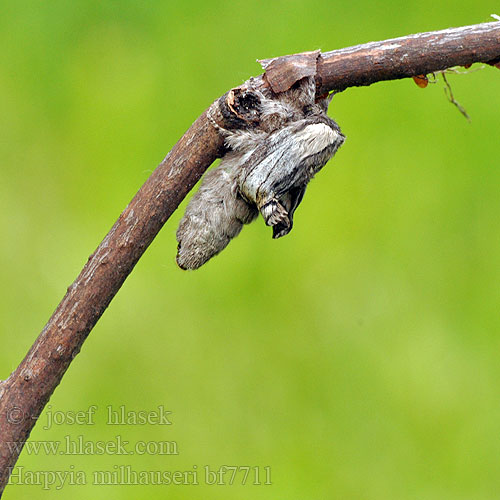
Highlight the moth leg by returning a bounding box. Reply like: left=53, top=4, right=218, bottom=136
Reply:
left=261, top=185, right=306, bottom=239
left=272, top=185, right=306, bottom=238
left=260, top=198, right=290, bottom=228
left=256, top=173, right=307, bottom=238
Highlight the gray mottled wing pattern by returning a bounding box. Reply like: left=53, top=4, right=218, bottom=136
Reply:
left=175, top=76, right=345, bottom=270
left=237, top=116, right=343, bottom=235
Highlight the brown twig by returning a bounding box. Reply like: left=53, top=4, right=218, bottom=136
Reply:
left=1, top=20, right=499, bottom=496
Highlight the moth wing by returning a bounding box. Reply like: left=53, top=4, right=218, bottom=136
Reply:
left=239, top=121, right=340, bottom=205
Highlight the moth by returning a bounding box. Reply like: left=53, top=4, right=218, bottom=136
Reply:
left=176, top=77, right=345, bottom=270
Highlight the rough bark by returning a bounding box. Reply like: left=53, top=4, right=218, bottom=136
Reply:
left=1, top=20, right=499, bottom=496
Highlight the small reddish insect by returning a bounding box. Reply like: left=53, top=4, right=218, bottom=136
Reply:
left=412, top=74, right=429, bottom=88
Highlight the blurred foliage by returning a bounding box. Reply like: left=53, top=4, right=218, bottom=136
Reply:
left=1, top=1, right=499, bottom=499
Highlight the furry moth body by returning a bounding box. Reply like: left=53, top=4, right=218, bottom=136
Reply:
left=176, top=77, right=345, bottom=270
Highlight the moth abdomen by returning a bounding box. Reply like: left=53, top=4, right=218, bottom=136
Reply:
left=176, top=165, right=257, bottom=270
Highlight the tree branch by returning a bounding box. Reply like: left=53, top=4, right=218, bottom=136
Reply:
left=1, top=20, right=499, bottom=496
left=317, top=21, right=500, bottom=92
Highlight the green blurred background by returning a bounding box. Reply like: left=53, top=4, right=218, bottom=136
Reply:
left=1, top=1, right=499, bottom=498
